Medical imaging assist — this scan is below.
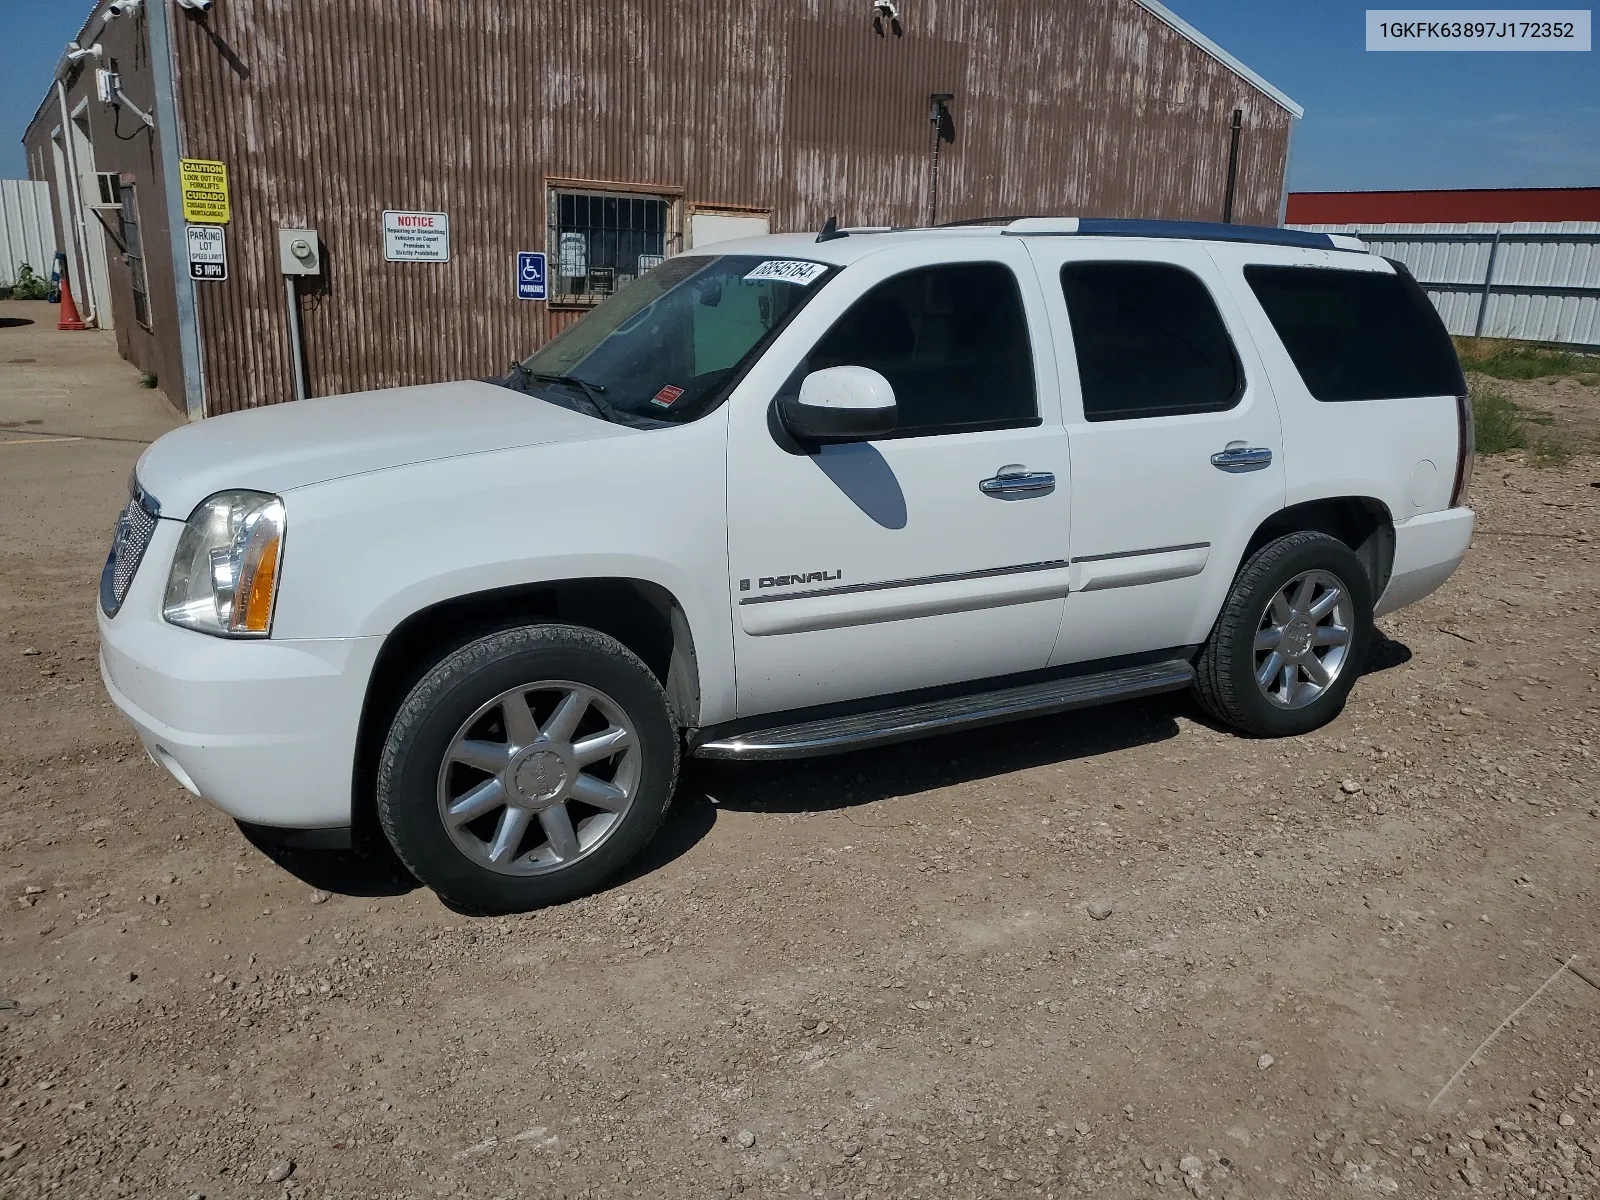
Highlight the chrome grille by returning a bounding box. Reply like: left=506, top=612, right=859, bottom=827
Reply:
left=99, top=492, right=160, bottom=617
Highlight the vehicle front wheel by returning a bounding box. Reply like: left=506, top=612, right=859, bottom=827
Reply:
left=376, top=623, right=679, bottom=914
left=1193, top=531, right=1375, bottom=737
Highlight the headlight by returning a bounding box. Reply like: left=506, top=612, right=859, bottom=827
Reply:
left=163, top=490, right=286, bottom=637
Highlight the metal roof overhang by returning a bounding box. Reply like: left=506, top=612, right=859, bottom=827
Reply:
left=1132, top=0, right=1305, bottom=119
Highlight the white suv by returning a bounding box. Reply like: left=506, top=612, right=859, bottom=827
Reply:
left=98, top=218, right=1476, bottom=913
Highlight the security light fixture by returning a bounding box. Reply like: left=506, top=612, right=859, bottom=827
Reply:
left=55, top=41, right=103, bottom=79
left=929, top=92, right=954, bottom=123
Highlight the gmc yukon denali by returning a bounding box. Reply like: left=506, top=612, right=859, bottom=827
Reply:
left=98, top=218, right=1476, bottom=913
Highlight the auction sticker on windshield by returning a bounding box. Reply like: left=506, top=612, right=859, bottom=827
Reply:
left=744, top=260, right=829, bottom=286
left=651, top=385, right=685, bottom=408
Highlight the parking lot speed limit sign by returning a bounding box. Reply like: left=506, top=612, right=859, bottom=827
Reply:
left=186, top=226, right=227, bottom=281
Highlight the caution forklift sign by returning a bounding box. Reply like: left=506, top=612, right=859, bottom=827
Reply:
left=178, top=158, right=231, bottom=225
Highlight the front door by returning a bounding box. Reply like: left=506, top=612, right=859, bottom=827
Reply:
left=724, top=240, right=1072, bottom=718
left=1023, top=241, right=1287, bottom=665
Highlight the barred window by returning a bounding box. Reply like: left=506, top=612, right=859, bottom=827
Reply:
left=547, top=188, right=672, bottom=307
left=118, top=181, right=151, bottom=330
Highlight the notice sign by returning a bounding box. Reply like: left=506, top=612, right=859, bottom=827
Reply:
left=558, top=232, right=587, bottom=278
left=516, top=251, right=547, bottom=301
left=186, top=225, right=227, bottom=281
left=178, top=158, right=230, bottom=225
left=383, top=210, right=450, bottom=262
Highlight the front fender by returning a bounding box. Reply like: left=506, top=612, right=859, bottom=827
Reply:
left=268, top=421, right=736, bottom=724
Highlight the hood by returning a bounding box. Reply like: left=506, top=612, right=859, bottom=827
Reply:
left=136, top=381, right=630, bottom=517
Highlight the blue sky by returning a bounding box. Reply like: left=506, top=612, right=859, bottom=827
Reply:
left=2, top=0, right=1595, bottom=189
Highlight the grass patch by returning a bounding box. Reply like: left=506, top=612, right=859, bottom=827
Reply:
left=1471, top=383, right=1584, bottom=465
left=1528, top=439, right=1573, bottom=468
left=1453, top=336, right=1590, bottom=380
left=139, top=373, right=157, bottom=389
left=1471, top=385, right=1528, bottom=453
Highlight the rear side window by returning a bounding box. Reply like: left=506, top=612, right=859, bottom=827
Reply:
left=807, top=263, right=1037, bottom=437
left=1244, top=264, right=1466, bottom=402
left=1059, top=262, right=1244, bottom=421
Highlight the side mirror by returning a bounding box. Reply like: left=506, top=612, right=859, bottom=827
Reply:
left=777, top=366, right=897, bottom=444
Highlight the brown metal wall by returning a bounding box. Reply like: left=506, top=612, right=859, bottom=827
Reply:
left=169, top=0, right=1292, bottom=415
left=23, top=8, right=186, bottom=413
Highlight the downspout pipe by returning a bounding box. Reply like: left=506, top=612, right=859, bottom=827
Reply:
left=146, top=0, right=207, bottom=420
left=54, top=57, right=100, bottom=326
left=1221, top=108, right=1243, bottom=225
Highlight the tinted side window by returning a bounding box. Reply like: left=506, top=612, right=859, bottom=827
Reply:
left=1244, top=264, right=1467, bottom=402
left=808, top=263, right=1037, bottom=436
left=1059, top=262, right=1243, bottom=421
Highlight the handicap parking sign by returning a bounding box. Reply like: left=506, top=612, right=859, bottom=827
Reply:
left=516, top=251, right=547, bottom=301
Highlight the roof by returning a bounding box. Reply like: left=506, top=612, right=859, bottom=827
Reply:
left=1131, top=0, right=1304, bottom=118
left=1287, top=188, right=1600, bottom=225
left=684, top=219, right=1369, bottom=264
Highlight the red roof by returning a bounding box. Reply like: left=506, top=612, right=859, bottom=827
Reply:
left=1287, top=187, right=1600, bottom=225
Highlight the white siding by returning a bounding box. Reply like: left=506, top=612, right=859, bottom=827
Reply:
left=0, top=179, right=57, bottom=286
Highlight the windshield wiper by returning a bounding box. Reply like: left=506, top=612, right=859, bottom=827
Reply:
left=523, top=369, right=624, bottom=423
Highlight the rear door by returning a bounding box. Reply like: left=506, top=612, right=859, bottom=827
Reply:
left=1024, top=240, right=1287, bottom=665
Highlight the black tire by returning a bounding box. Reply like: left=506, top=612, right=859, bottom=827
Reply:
left=376, top=623, right=679, bottom=914
left=1193, top=531, right=1375, bottom=737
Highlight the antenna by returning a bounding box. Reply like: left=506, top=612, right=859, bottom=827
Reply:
left=816, top=216, right=849, bottom=243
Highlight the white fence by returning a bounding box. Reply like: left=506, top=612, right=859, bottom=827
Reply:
left=0, top=179, right=57, bottom=286
left=1293, top=222, right=1600, bottom=351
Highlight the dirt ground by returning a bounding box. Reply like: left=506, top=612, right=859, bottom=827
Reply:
left=2, top=302, right=1598, bottom=1200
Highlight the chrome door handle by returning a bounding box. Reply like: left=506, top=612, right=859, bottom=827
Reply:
left=1210, top=443, right=1273, bottom=473
left=980, top=465, right=1056, bottom=499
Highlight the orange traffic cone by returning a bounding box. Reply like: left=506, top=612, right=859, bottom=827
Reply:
left=57, top=275, right=88, bottom=331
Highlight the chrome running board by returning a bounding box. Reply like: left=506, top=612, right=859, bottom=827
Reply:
left=691, top=659, right=1194, bottom=761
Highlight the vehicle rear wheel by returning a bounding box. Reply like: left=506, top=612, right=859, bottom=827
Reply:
left=376, top=623, right=679, bottom=913
left=1193, top=531, right=1374, bottom=737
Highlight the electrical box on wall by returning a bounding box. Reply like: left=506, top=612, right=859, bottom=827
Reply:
left=278, top=229, right=321, bottom=276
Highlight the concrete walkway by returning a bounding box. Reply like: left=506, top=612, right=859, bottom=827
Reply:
left=0, top=299, right=181, bottom=556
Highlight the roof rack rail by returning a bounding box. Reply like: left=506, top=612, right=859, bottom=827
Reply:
left=934, top=214, right=1034, bottom=228
left=1003, top=217, right=1368, bottom=253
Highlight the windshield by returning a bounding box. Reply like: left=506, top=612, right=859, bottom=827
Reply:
left=516, top=254, right=833, bottom=422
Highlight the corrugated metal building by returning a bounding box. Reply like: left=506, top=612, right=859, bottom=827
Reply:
left=1289, top=189, right=1600, bottom=350
left=0, top=180, right=57, bottom=287
left=25, top=0, right=1302, bottom=419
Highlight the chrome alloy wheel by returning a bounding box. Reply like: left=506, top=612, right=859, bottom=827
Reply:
left=1252, top=569, right=1353, bottom=710
left=436, top=681, right=639, bottom=876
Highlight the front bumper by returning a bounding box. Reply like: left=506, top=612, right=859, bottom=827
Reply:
left=1374, top=506, right=1476, bottom=618
left=98, top=520, right=382, bottom=829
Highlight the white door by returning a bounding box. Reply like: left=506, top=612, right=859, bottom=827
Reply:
left=70, top=108, right=113, bottom=329
left=1023, top=241, right=1287, bottom=665
left=689, top=211, right=770, bottom=249
left=724, top=240, right=1072, bottom=718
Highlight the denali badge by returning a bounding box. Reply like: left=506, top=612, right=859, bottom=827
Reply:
left=760, top=570, right=843, bottom=588
left=738, top=570, right=843, bottom=592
